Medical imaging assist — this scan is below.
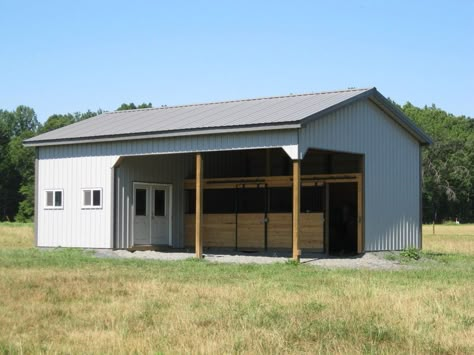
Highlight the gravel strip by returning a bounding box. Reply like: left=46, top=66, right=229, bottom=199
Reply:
left=93, top=249, right=407, bottom=270
left=303, top=252, right=407, bottom=270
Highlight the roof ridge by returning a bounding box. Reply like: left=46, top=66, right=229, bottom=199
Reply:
left=106, top=87, right=374, bottom=115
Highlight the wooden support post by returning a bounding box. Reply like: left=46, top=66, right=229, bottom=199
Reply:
left=195, top=153, right=203, bottom=258
left=292, top=160, right=301, bottom=261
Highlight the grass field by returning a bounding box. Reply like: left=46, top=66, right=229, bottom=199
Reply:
left=0, top=224, right=473, bottom=354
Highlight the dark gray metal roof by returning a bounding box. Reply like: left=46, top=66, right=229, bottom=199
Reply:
left=24, top=87, right=432, bottom=146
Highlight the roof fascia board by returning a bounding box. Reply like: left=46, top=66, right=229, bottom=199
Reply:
left=24, top=123, right=301, bottom=147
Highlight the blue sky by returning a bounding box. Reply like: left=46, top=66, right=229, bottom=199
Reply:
left=1, top=0, right=473, bottom=122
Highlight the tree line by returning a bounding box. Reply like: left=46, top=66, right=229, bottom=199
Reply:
left=0, top=101, right=472, bottom=223
left=400, top=102, right=474, bottom=223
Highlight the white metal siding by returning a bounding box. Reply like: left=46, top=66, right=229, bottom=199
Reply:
left=36, top=129, right=294, bottom=248
left=300, top=99, right=421, bottom=250
left=115, top=154, right=194, bottom=249
left=36, top=102, right=421, bottom=251
left=37, top=130, right=297, bottom=159
left=37, top=145, right=119, bottom=248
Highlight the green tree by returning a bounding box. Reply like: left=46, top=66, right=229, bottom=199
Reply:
left=10, top=131, right=36, bottom=221
left=401, top=103, right=474, bottom=223
left=41, top=109, right=103, bottom=134
left=0, top=107, right=38, bottom=220
left=4, top=106, right=40, bottom=136
left=40, top=114, right=75, bottom=133
left=117, top=102, right=152, bottom=111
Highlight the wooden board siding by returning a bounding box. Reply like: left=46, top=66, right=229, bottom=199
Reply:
left=185, top=214, right=235, bottom=248
left=184, top=214, right=195, bottom=247
left=267, top=213, right=292, bottom=248
left=185, top=212, right=323, bottom=250
left=205, top=214, right=236, bottom=247
left=184, top=174, right=361, bottom=190
left=300, top=213, right=324, bottom=250
left=237, top=213, right=265, bottom=249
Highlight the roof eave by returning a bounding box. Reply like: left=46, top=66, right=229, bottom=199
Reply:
left=23, top=123, right=301, bottom=147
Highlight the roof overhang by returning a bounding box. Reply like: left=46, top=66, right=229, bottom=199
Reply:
left=23, top=87, right=432, bottom=148
left=23, top=123, right=301, bottom=147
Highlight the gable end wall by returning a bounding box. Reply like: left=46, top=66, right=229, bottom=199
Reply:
left=300, top=99, right=421, bottom=251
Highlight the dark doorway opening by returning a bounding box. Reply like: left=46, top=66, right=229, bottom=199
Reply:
left=328, top=182, right=358, bottom=255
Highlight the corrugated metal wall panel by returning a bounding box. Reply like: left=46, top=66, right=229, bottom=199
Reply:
left=37, top=147, right=119, bottom=248
left=37, top=130, right=297, bottom=159
left=37, top=102, right=421, bottom=251
left=115, top=154, right=194, bottom=249
left=300, top=99, right=420, bottom=251
left=36, top=129, right=297, bottom=249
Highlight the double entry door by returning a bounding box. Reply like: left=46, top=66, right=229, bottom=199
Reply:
left=133, top=183, right=172, bottom=246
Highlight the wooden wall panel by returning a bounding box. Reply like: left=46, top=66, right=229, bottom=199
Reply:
left=184, top=214, right=236, bottom=248
left=184, top=214, right=195, bottom=247
left=237, top=214, right=264, bottom=249
left=300, top=213, right=324, bottom=250
left=267, top=213, right=292, bottom=248
left=203, top=214, right=235, bottom=247
left=185, top=212, right=324, bottom=250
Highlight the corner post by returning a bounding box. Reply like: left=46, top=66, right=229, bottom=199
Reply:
left=34, top=148, right=39, bottom=247
left=292, top=160, right=301, bottom=261
left=195, top=153, right=203, bottom=258
left=357, top=175, right=363, bottom=253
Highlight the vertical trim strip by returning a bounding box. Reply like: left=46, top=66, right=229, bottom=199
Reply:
left=110, top=166, right=115, bottom=249
left=419, top=146, right=423, bottom=249
left=324, top=183, right=329, bottom=254
left=34, top=148, right=39, bottom=247
left=357, top=177, right=363, bottom=253
left=358, top=154, right=365, bottom=253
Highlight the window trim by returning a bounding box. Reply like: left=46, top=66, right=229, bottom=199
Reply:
left=81, top=188, right=103, bottom=209
left=44, top=189, right=64, bottom=210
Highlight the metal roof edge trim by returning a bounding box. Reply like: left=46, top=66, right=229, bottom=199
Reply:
left=298, top=87, right=432, bottom=146
left=23, top=123, right=301, bottom=147
left=298, top=88, right=376, bottom=126
left=369, top=92, right=433, bottom=145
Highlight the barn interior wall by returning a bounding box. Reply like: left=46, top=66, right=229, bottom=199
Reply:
left=184, top=148, right=361, bottom=252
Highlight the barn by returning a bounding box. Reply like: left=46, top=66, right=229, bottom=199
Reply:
left=24, top=88, right=431, bottom=259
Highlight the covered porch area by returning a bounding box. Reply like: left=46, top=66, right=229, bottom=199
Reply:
left=113, top=146, right=364, bottom=260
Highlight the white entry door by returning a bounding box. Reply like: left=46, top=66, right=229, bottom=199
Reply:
left=151, top=185, right=171, bottom=245
left=133, top=183, right=172, bottom=246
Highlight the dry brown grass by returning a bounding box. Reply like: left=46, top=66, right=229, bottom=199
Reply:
left=0, top=223, right=34, bottom=249
left=423, top=224, right=474, bottom=255
left=0, top=223, right=473, bottom=354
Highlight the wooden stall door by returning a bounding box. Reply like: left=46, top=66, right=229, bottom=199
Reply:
left=236, top=187, right=265, bottom=250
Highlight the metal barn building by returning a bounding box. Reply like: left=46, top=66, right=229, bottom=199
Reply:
left=24, top=88, right=431, bottom=259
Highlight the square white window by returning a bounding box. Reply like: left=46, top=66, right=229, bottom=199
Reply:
left=45, top=189, right=63, bottom=209
left=82, top=188, right=102, bottom=209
